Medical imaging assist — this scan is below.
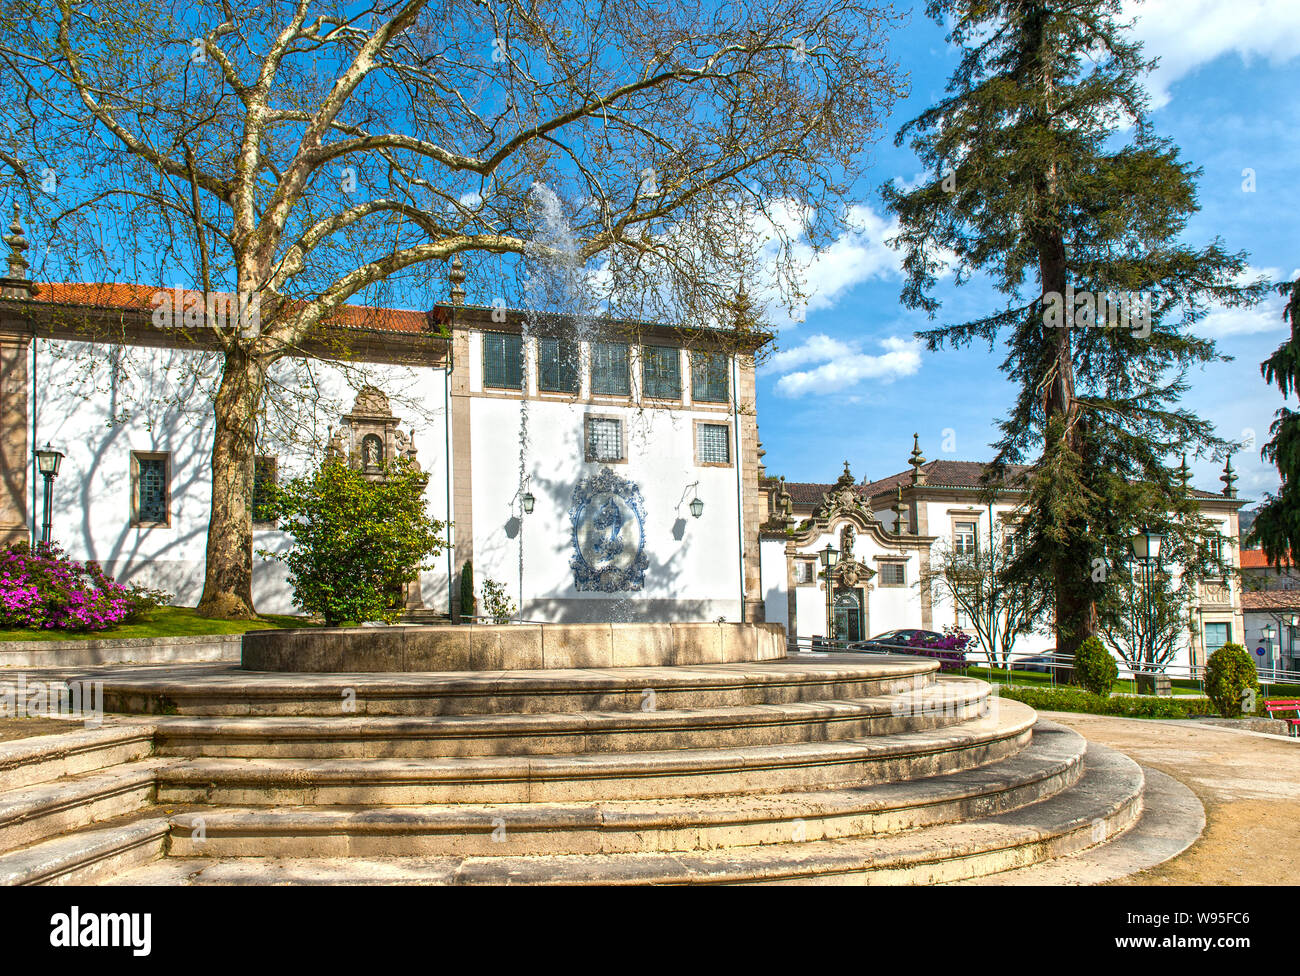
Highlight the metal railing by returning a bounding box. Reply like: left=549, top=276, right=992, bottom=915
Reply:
left=784, top=637, right=1300, bottom=692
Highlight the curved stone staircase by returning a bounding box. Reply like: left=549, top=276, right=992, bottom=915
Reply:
left=0, top=655, right=1161, bottom=885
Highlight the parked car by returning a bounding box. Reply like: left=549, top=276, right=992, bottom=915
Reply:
left=848, top=629, right=947, bottom=653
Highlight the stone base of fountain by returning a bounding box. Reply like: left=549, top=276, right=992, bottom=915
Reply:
left=240, top=621, right=786, bottom=672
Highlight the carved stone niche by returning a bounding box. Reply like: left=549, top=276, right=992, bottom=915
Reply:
left=328, top=386, right=421, bottom=479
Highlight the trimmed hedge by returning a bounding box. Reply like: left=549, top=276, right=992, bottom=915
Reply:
left=997, top=684, right=1213, bottom=719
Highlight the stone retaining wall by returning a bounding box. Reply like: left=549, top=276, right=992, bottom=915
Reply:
left=0, top=634, right=242, bottom=669
left=242, top=621, right=788, bottom=672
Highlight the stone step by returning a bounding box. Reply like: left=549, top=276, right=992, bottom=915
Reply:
left=0, top=817, right=171, bottom=886
left=0, top=761, right=165, bottom=854
left=0, top=724, right=155, bottom=791
left=86, top=659, right=937, bottom=716
left=160, top=722, right=1085, bottom=858
left=152, top=682, right=990, bottom=758
left=107, top=742, right=1142, bottom=885
left=154, top=701, right=1035, bottom=804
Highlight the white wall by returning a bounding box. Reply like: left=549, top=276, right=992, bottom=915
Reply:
left=466, top=353, right=746, bottom=623
left=34, top=338, right=452, bottom=615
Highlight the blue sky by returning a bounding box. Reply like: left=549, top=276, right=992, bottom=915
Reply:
left=754, top=0, right=1300, bottom=507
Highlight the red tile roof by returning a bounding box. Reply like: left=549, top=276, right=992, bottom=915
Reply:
left=1242, top=590, right=1300, bottom=611
left=1240, top=549, right=1296, bottom=570
left=34, top=282, right=434, bottom=334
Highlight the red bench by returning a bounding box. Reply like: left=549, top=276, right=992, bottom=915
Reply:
left=1265, top=699, right=1300, bottom=736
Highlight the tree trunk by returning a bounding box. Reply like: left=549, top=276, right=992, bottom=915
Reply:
left=196, top=347, right=267, bottom=619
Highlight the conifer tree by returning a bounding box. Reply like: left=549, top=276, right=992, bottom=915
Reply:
left=882, top=0, right=1265, bottom=657
left=1247, top=280, right=1300, bottom=564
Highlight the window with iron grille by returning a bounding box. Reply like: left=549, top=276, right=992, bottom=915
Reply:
left=253, top=456, right=278, bottom=523
left=880, top=563, right=906, bottom=586
left=696, top=422, right=730, bottom=464
left=132, top=453, right=169, bottom=526
left=482, top=332, right=523, bottom=390
left=585, top=416, right=624, bottom=462
left=641, top=345, right=681, bottom=399
left=590, top=341, right=630, bottom=396
left=537, top=337, right=579, bottom=393
left=691, top=351, right=729, bottom=403
left=795, top=561, right=815, bottom=584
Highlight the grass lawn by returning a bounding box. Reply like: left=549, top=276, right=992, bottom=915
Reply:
left=0, top=606, right=313, bottom=642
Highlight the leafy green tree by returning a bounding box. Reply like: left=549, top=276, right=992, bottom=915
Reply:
left=260, top=458, right=446, bottom=626
left=883, top=0, right=1265, bottom=658
left=1246, top=280, right=1300, bottom=564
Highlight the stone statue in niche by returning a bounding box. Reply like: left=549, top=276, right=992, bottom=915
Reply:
left=362, top=434, right=384, bottom=470
left=336, top=386, right=421, bottom=477
left=840, top=524, right=855, bottom=558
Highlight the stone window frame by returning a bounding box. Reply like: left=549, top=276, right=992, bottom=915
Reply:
left=875, top=558, right=907, bottom=587
left=584, top=413, right=628, bottom=464
left=482, top=331, right=524, bottom=391
left=641, top=343, right=683, bottom=401
left=589, top=340, right=633, bottom=399
left=130, top=450, right=171, bottom=528
left=252, top=455, right=279, bottom=526
left=536, top=335, right=581, bottom=396
left=693, top=418, right=733, bottom=468
left=690, top=350, right=730, bottom=404
left=793, top=558, right=817, bottom=586
left=950, top=513, right=980, bottom=557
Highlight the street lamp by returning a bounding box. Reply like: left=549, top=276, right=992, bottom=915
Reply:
left=1128, top=526, right=1164, bottom=688
left=33, top=443, right=63, bottom=546
left=689, top=495, right=704, bottom=519
left=521, top=491, right=535, bottom=514
left=1263, top=623, right=1278, bottom=678
left=820, top=544, right=840, bottom=643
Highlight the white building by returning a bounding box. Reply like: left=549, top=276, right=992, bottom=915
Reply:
left=759, top=440, right=1246, bottom=669
left=0, top=259, right=768, bottom=623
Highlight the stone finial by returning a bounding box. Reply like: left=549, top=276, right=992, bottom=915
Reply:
left=1221, top=456, right=1237, bottom=498
left=893, top=484, right=907, bottom=535
left=448, top=254, right=466, bottom=306
left=909, top=433, right=926, bottom=485
left=1177, top=453, right=1191, bottom=492
left=1, top=201, right=34, bottom=298
left=757, top=439, right=766, bottom=479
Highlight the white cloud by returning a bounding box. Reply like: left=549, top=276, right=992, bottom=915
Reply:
left=1126, top=0, right=1300, bottom=108
left=751, top=202, right=903, bottom=330
left=1195, top=266, right=1295, bottom=338
left=773, top=335, right=922, bottom=397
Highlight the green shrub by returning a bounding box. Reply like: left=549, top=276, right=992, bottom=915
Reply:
left=459, top=561, right=476, bottom=619
left=998, top=685, right=1206, bottom=719
left=1073, top=636, right=1118, bottom=696
left=480, top=577, right=516, bottom=624
left=1203, top=642, right=1259, bottom=718
left=258, top=458, right=447, bottom=626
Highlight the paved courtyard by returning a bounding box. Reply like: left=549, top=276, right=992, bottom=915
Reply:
left=1041, top=712, right=1300, bottom=885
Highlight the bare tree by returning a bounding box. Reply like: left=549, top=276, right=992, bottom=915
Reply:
left=919, top=534, right=1051, bottom=668
left=0, top=0, right=905, bottom=617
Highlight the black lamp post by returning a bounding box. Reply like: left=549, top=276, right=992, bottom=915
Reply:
left=1128, top=526, right=1163, bottom=683
left=33, top=443, right=63, bottom=546
left=820, top=543, right=840, bottom=643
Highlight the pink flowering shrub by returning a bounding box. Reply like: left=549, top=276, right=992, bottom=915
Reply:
left=905, top=628, right=973, bottom=672
left=0, top=543, right=170, bottom=632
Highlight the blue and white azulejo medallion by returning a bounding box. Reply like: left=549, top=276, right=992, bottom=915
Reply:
left=570, top=467, right=649, bottom=592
